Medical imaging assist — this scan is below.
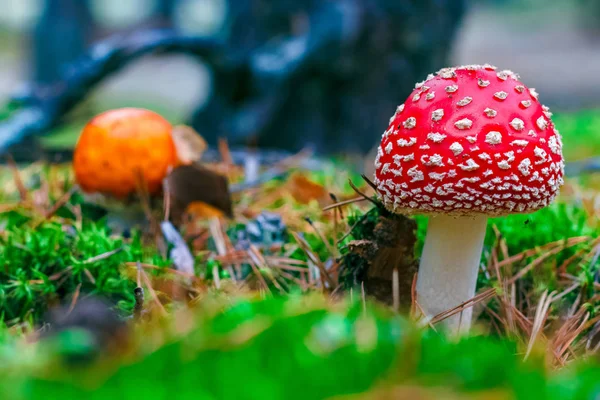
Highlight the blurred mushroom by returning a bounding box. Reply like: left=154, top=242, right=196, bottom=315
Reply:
left=73, top=107, right=178, bottom=199
left=72, top=107, right=215, bottom=230
left=373, top=64, right=565, bottom=333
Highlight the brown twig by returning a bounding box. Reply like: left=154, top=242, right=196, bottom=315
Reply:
left=44, top=186, right=78, bottom=219
left=138, top=261, right=168, bottom=316
left=322, top=197, right=367, bottom=211
left=6, top=154, right=28, bottom=201
left=429, top=288, right=497, bottom=325
left=66, top=283, right=82, bottom=316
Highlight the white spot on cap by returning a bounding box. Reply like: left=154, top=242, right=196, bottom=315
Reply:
left=511, top=140, right=528, bottom=147
left=403, top=117, right=416, bottom=129
left=484, top=108, right=497, bottom=118
left=395, top=153, right=415, bottom=163
left=518, top=158, right=532, bottom=176
left=424, top=184, right=435, bottom=192
left=407, top=166, right=424, bottom=182
left=421, top=154, right=444, bottom=167
left=537, top=116, right=548, bottom=130
left=457, top=97, right=473, bottom=107
left=521, top=100, right=532, bottom=108
left=458, top=159, right=480, bottom=171
left=397, top=104, right=405, bottom=113
left=445, top=85, right=458, bottom=93
left=497, top=160, right=511, bottom=170
left=548, top=136, right=560, bottom=154
left=466, top=136, right=477, bottom=144
left=427, top=132, right=446, bottom=143
left=510, top=118, right=525, bottom=131
left=515, top=85, right=525, bottom=93
left=497, top=71, right=510, bottom=80
left=381, top=163, right=391, bottom=174
left=397, top=137, right=417, bottom=147
left=483, top=169, right=493, bottom=177
left=426, top=92, right=435, bottom=101
left=440, top=69, right=457, bottom=79
left=412, top=93, right=421, bottom=102
left=450, top=142, right=463, bottom=155
left=478, top=78, right=490, bottom=87
left=385, top=142, right=393, bottom=154
left=528, top=130, right=537, bottom=137
left=534, top=146, right=547, bottom=164
left=494, top=91, right=508, bottom=100
left=415, top=81, right=425, bottom=89
left=429, top=172, right=446, bottom=181
left=454, top=118, right=473, bottom=130
left=485, top=131, right=502, bottom=144
left=419, top=145, right=431, bottom=150
left=432, top=198, right=444, bottom=208
left=530, top=88, right=539, bottom=99
left=432, top=109, right=444, bottom=122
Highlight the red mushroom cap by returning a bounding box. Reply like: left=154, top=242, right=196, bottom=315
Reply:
left=374, top=64, right=565, bottom=216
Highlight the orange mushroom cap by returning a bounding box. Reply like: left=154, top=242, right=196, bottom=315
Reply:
left=73, top=108, right=178, bottom=199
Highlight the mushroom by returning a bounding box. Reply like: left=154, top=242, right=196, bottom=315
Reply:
left=373, top=64, right=565, bottom=333
left=73, top=107, right=178, bottom=199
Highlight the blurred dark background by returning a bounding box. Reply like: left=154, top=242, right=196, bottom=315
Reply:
left=0, top=0, right=599, bottom=158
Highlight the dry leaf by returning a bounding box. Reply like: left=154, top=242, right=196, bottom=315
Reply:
left=172, top=125, right=207, bottom=165
left=286, top=173, right=328, bottom=205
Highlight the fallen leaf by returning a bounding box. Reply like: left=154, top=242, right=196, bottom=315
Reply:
left=286, top=173, right=328, bottom=205
left=172, top=125, right=207, bottom=165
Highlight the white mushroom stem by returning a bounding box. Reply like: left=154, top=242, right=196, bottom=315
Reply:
left=416, top=214, right=488, bottom=334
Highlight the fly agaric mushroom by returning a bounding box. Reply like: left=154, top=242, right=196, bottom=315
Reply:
left=73, top=108, right=178, bottom=199
left=373, top=64, right=564, bottom=333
